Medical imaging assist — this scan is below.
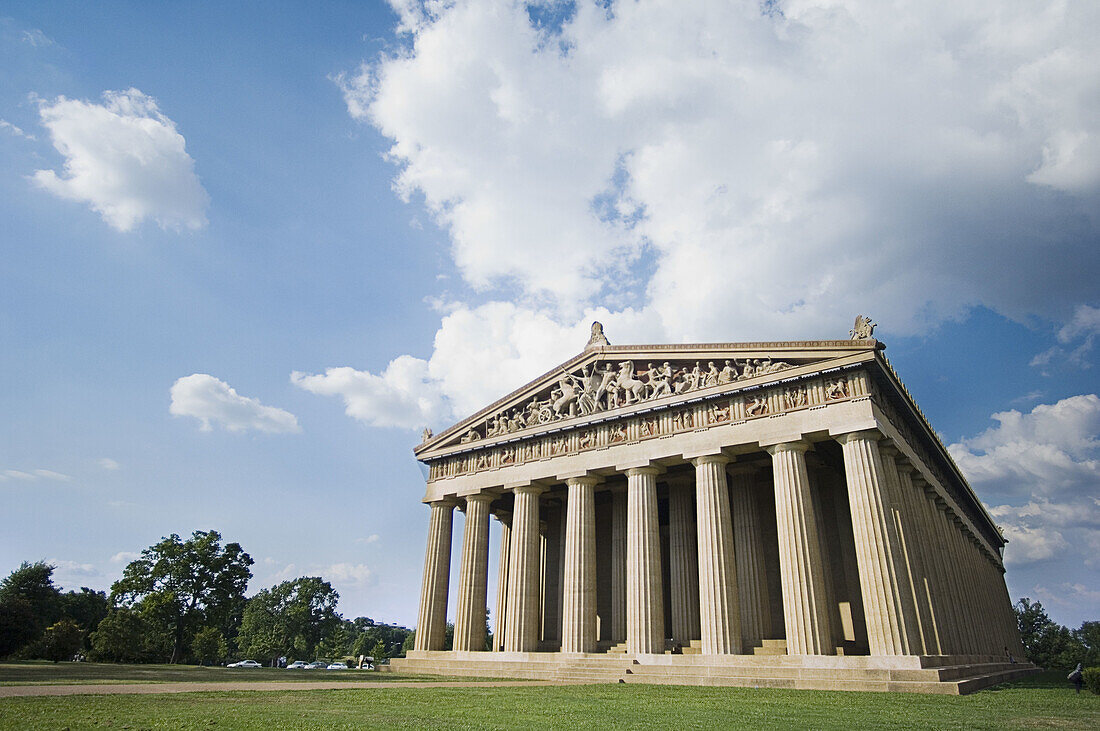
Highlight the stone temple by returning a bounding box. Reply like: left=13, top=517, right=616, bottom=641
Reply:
left=389, top=321, right=1037, bottom=693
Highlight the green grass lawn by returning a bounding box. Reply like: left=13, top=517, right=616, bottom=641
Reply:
left=0, top=661, right=461, bottom=685
left=0, top=670, right=1096, bottom=729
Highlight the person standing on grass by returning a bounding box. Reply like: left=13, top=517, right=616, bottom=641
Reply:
left=1068, top=663, right=1084, bottom=693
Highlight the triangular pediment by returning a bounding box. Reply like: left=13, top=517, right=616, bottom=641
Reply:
left=416, top=339, right=881, bottom=459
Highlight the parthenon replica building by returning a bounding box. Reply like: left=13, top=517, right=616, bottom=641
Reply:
left=390, top=322, right=1036, bottom=693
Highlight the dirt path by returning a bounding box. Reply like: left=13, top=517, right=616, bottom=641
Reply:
left=0, top=679, right=591, bottom=698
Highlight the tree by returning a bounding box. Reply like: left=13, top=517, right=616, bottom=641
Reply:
left=317, top=620, right=353, bottom=660
left=1073, top=621, right=1100, bottom=668
left=111, top=530, right=253, bottom=663
left=59, top=588, right=109, bottom=651
left=40, top=619, right=83, bottom=662
left=1015, top=597, right=1087, bottom=670
left=369, top=639, right=388, bottom=663
left=0, top=598, right=38, bottom=658
left=191, top=626, right=228, bottom=666
left=89, top=608, right=169, bottom=663
left=237, top=577, right=340, bottom=663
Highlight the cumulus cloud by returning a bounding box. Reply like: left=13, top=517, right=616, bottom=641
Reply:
left=321, top=0, right=1100, bottom=429
left=949, top=394, right=1100, bottom=567
left=291, top=355, right=449, bottom=429
left=98, top=457, right=120, bottom=471
left=324, top=562, right=376, bottom=586
left=47, top=559, right=100, bottom=579
left=170, top=374, right=301, bottom=434
left=110, top=551, right=141, bottom=564
left=31, top=88, right=209, bottom=232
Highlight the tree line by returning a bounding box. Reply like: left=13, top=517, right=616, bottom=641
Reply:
left=0, top=529, right=422, bottom=666
left=1015, top=598, right=1100, bottom=670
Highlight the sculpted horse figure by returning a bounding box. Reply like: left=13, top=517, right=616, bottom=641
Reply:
left=615, top=361, right=650, bottom=405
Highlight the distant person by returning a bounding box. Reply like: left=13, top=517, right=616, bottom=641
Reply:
left=1068, top=663, right=1084, bottom=694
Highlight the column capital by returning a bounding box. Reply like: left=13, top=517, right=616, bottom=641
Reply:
left=464, top=492, right=495, bottom=506
left=764, top=440, right=812, bottom=456
left=625, top=465, right=662, bottom=478
left=510, top=483, right=547, bottom=497
left=834, top=429, right=883, bottom=446
left=565, top=475, right=600, bottom=488
left=893, top=459, right=916, bottom=475
left=691, top=454, right=731, bottom=468
left=492, top=510, right=512, bottom=524
left=429, top=497, right=459, bottom=509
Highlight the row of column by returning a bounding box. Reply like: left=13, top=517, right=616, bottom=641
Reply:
left=415, top=429, right=1021, bottom=657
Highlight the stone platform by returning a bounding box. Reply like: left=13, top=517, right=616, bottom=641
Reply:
left=388, top=651, right=1039, bottom=695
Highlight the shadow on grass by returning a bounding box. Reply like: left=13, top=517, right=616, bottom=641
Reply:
left=984, top=669, right=1079, bottom=692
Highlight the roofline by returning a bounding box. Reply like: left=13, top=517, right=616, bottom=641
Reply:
left=415, top=339, right=882, bottom=455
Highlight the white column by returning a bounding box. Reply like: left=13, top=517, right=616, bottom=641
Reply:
left=668, top=478, right=700, bottom=644
left=414, top=499, right=456, bottom=652
left=728, top=465, right=771, bottom=652
left=610, top=487, right=627, bottom=643
left=626, top=466, right=664, bottom=654
left=453, top=493, right=492, bottom=652
left=693, top=455, right=741, bottom=654
left=768, top=442, right=833, bottom=655
left=504, top=484, right=545, bottom=652
left=492, top=511, right=511, bottom=651
left=561, top=476, right=598, bottom=653
left=837, top=430, right=918, bottom=655
left=879, top=446, right=932, bottom=655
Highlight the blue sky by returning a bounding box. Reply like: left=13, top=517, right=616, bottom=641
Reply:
left=1, top=1, right=1097, bottom=629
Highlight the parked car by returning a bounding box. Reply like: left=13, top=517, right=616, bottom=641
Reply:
left=305, top=661, right=328, bottom=670
left=327, top=662, right=348, bottom=670
left=286, top=661, right=309, bottom=669
left=227, top=660, right=262, bottom=668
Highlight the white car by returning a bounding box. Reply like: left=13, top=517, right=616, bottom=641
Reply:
left=327, top=662, right=348, bottom=670
left=227, top=660, right=262, bottom=668
left=305, top=661, right=327, bottom=669
left=286, top=661, right=309, bottom=669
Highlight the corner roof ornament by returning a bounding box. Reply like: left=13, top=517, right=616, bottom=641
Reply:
left=850, top=315, right=876, bottom=340
left=585, top=321, right=611, bottom=350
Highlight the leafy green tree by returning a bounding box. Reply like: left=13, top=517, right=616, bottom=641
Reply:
left=1073, top=621, right=1100, bottom=667
left=40, top=619, right=83, bottom=662
left=237, top=577, right=340, bottom=663
left=369, top=639, right=388, bottom=663
left=89, top=608, right=170, bottom=663
left=59, top=588, right=109, bottom=651
left=400, top=630, right=415, bottom=656
left=111, top=530, right=253, bottom=663
left=191, top=626, right=228, bottom=665
left=317, top=620, right=353, bottom=660
left=0, top=598, right=38, bottom=658
left=0, top=561, right=63, bottom=652
left=1015, top=597, right=1087, bottom=670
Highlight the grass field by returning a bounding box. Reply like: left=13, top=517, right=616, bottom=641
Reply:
left=0, top=661, right=462, bottom=685
left=0, top=667, right=1096, bottom=729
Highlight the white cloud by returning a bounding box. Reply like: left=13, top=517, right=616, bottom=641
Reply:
left=1031, top=304, right=1100, bottom=370
left=47, top=559, right=100, bottom=579
left=291, top=355, right=448, bottom=429
left=322, top=0, right=1100, bottom=429
left=170, top=374, right=301, bottom=434
left=354, top=534, right=381, bottom=545
left=110, top=551, right=141, bottom=564
left=98, top=457, right=120, bottom=471
left=20, top=28, right=53, bottom=47
left=31, top=88, right=209, bottom=232
left=0, top=119, right=34, bottom=140
left=324, top=562, right=376, bottom=586
left=1, top=468, right=71, bottom=482
left=949, top=394, right=1100, bottom=567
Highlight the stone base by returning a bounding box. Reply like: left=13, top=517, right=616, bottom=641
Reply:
left=388, top=651, right=1039, bottom=694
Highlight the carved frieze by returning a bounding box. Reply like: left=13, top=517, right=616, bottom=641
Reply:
left=427, top=370, right=865, bottom=481
left=453, top=356, right=797, bottom=444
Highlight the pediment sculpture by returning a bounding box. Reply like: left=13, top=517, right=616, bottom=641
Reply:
left=457, top=355, right=795, bottom=443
